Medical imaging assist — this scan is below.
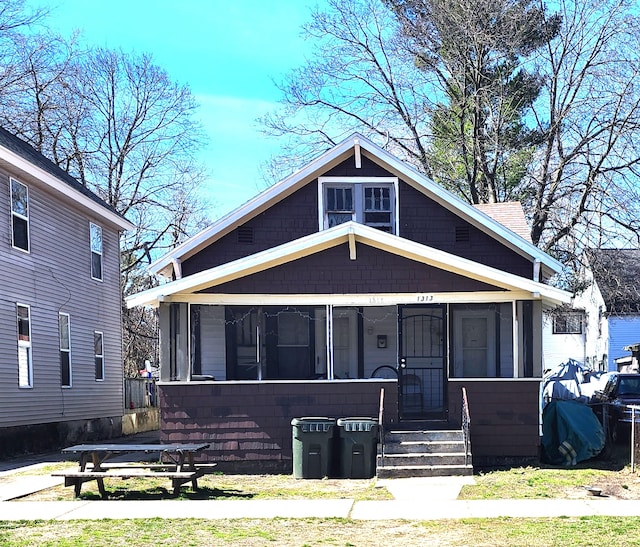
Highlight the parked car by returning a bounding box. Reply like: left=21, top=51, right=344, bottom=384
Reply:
left=592, top=373, right=640, bottom=442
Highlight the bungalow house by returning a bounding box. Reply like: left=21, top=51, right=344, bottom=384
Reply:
left=128, top=134, right=571, bottom=471
left=0, top=127, right=134, bottom=457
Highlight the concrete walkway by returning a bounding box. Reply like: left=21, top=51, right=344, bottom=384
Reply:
left=3, top=440, right=640, bottom=521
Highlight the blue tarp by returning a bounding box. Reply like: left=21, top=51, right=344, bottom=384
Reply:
left=541, top=400, right=605, bottom=466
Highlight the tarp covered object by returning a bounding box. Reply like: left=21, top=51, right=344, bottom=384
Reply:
left=542, top=400, right=605, bottom=466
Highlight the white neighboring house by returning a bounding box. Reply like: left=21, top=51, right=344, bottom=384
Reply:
left=475, top=204, right=608, bottom=373
left=589, top=249, right=640, bottom=371
left=541, top=272, right=608, bottom=372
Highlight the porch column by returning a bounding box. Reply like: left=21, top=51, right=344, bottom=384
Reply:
left=158, top=302, right=190, bottom=381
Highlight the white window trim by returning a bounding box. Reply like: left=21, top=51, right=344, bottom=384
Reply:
left=318, top=177, right=399, bottom=234
left=94, top=330, right=104, bottom=381
left=10, top=178, right=30, bottom=253
left=59, top=312, right=72, bottom=388
left=90, top=222, right=103, bottom=282
left=17, top=303, right=33, bottom=388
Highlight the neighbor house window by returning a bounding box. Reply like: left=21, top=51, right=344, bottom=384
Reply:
left=94, top=331, right=104, bottom=381
left=10, top=178, right=29, bottom=252
left=553, top=313, right=583, bottom=334
left=90, top=223, right=103, bottom=280
left=17, top=304, right=32, bottom=387
left=320, top=178, right=397, bottom=233
left=59, top=313, right=71, bottom=387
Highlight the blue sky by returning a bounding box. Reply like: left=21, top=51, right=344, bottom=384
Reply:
left=35, top=0, right=324, bottom=216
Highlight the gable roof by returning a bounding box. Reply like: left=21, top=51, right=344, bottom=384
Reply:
left=149, top=133, right=562, bottom=280
left=128, top=221, right=571, bottom=309
left=0, top=127, right=134, bottom=231
left=588, top=248, right=640, bottom=314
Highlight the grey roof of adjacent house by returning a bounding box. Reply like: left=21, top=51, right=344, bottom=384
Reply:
left=0, top=126, right=124, bottom=220
left=588, top=248, right=640, bottom=314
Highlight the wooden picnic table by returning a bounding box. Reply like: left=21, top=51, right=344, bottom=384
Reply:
left=54, top=443, right=211, bottom=498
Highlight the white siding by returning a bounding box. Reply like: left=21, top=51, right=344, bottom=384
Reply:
left=0, top=167, right=125, bottom=428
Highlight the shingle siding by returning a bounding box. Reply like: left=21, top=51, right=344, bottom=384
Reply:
left=182, top=157, right=532, bottom=280
left=203, top=244, right=502, bottom=295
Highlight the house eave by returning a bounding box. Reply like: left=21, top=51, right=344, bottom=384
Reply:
left=0, top=148, right=134, bottom=232
left=128, top=223, right=571, bottom=309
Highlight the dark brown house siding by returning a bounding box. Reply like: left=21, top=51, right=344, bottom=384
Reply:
left=181, top=182, right=319, bottom=276
left=399, top=184, right=533, bottom=278
left=203, top=243, right=503, bottom=295
left=448, top=379, right=541, bottom=466
left=182, top=154, right=533, bottom=280
left=160, top=378, right=541, bottom=470
left=323, top=154, right=392, bottom=178
left=158, top=379, right=397, bottom=473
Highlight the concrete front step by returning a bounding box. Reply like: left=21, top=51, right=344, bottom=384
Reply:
left=382, top=440, right=465, bottom=454
left=377, top=426, right=472, bottom=478
left=378, top=452, right=469, bottom=467
left=376, top=464, right=474, bottom=479
left=385, top=429, right=463, bottom=442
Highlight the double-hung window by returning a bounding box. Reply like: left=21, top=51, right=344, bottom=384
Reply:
left=17, top=304, right=32, bottom=387
left=320, top=178, right=396, bottom=233
left=552, top=313, right=583, bottom=334
left=326, top=186, right=354, bottom=227
left=94, top=331, right=104, bottom=381
left=59, top=313, right=71, bottom=387
left=363, top=186, right=392, bottom=231
left=90, top=223, right=103, bottom=281
left=11, top=178, right=29, bottom=252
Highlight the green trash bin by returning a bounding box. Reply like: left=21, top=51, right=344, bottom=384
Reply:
left=337, top=417, right=379, bottom=479
left=291, top=417, right=336, bottom=479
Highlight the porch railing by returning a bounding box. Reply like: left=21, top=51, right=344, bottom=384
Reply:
left=461, top=387, right=472, bottom=466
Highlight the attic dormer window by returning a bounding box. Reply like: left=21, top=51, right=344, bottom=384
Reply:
left=326, top=187, right=354, bottom=227
left=319, top=177, right=397, bottom=234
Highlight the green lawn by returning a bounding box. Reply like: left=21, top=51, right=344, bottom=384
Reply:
left=2, top=517, right=640, bottom=547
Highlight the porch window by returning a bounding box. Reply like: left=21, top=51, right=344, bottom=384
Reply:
left=94, top=331, right=104, bottom=381
left=59, top=313, right=71, bottom=387
left=16, top=304, right=32, bottom=387
left=450, top=303, right=514, bottom=378
left=10, top=178, right=29, bottom=252
left=552, top=312, right=583, bottom=334
left=226, top=306, right=320, bottom=380
left=90, top=222, right=103, bottom=281
left=320, top=178, right=396, bottom=233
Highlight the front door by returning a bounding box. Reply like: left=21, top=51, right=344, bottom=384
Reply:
left=453, top=308, right=496, bottom=377
left=398, top=305, right=447, bottom=420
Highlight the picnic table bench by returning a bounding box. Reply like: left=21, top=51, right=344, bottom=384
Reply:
left=53, top=443, right=212, bottom=498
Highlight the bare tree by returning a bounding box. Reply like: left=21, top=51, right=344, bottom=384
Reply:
left=387, top=0, right=560, bottom=204
left=526, top=0, right=640, bottom=256
left=0, top=33, right=210, bottom=374
left=261, top=0, right=435, bottom=180
left=263, top=0, right=640, bottom=271
left=0, top=0, right=48, bottom=96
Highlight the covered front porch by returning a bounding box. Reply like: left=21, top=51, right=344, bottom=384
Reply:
left=162, top=294, right=544, bottom=424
